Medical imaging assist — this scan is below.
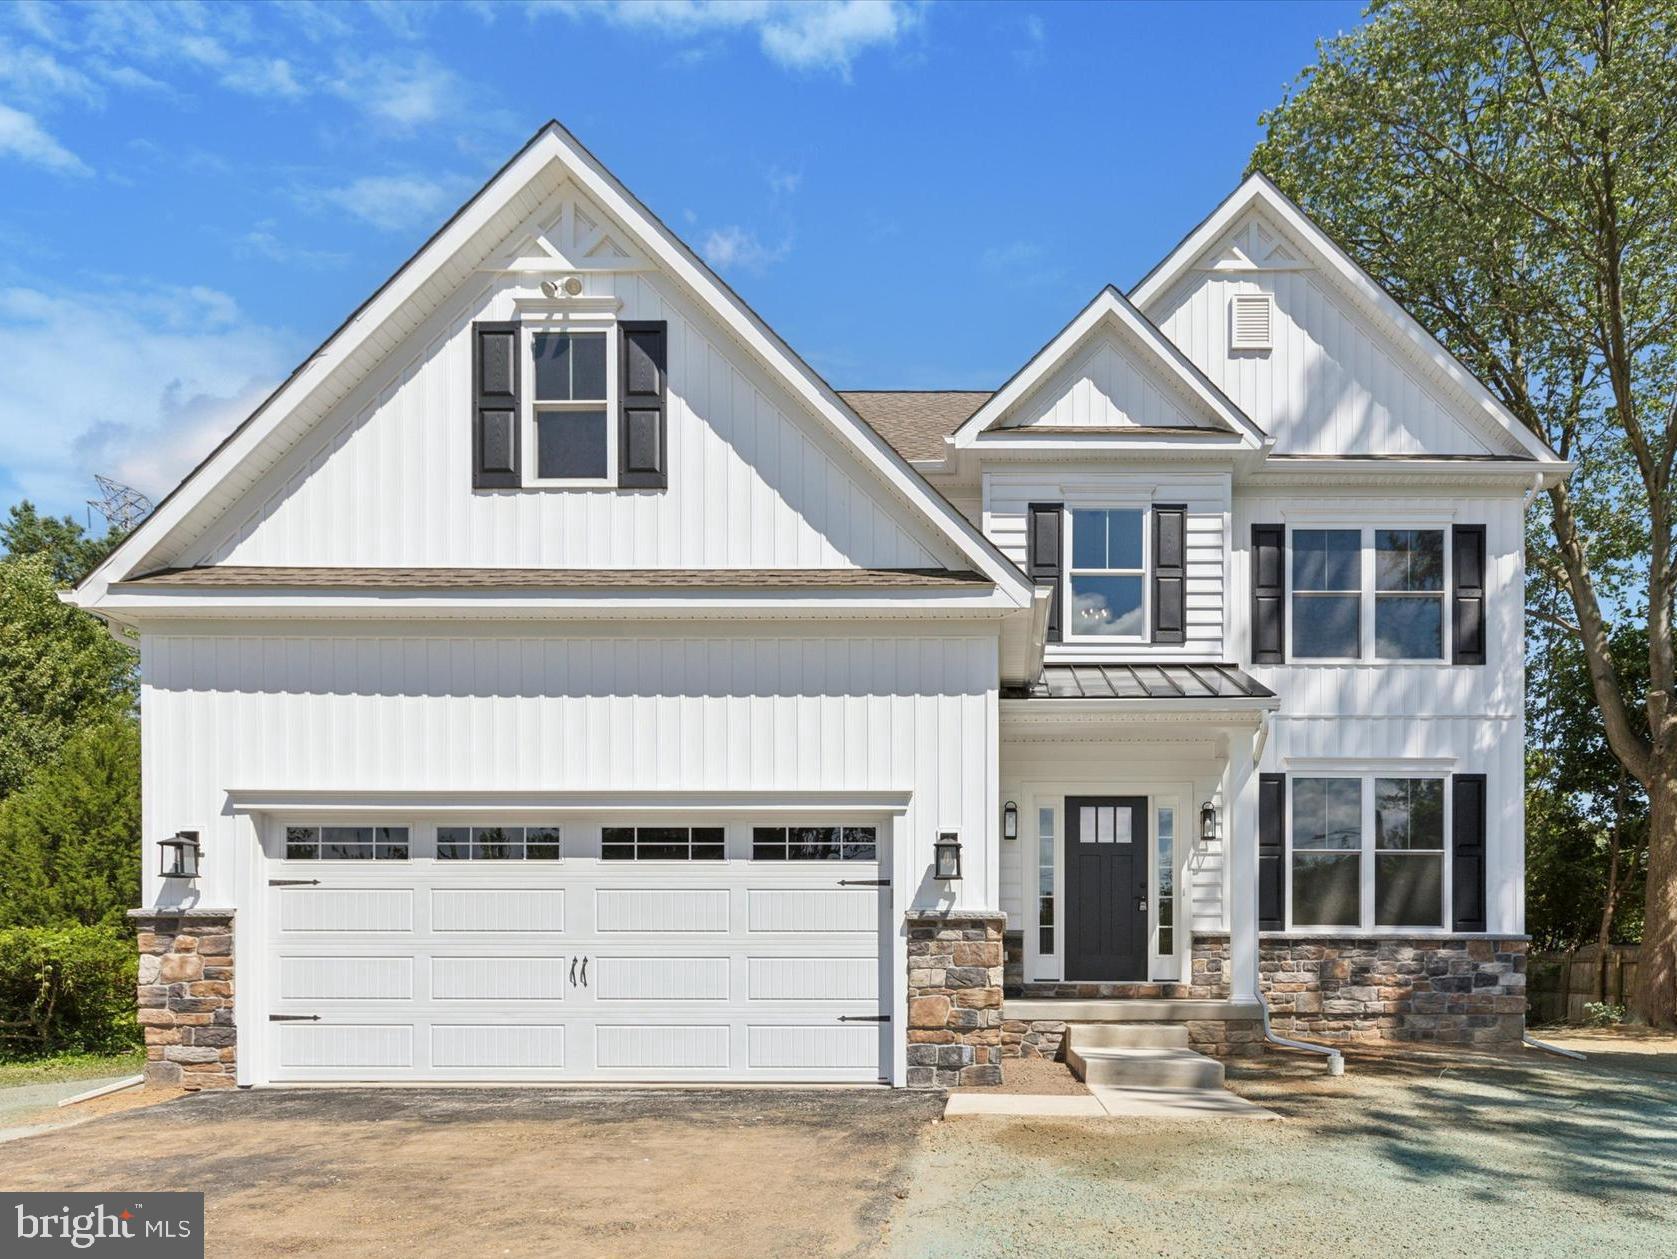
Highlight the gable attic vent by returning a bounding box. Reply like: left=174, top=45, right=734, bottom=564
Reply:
left=1229, top=292, right=1273, bottom=351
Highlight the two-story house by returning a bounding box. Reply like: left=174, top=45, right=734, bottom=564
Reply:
left=70, top=123, right=1566, bottom=1090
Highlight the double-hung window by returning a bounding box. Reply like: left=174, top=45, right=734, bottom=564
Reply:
left=1290, top=527, right=1446, bottom=661
left=1067, top=508, right=1146, bottom=639
left=1290, top=775, right=1446, bottom=929
left=527, top=328, right=614, bottom=485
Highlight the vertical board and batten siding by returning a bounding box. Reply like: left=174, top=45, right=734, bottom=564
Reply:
left=1231, top=490, right=1528, bottom=934
left=139, top=628, right=999, bottom=914
left=185, top=212, right=954, bottom=572
left=1146, top=214, right=1526, bottom=457
left=993, top=331, right=1223, bottom=431
left=984, top=469, right=1228, bottom=660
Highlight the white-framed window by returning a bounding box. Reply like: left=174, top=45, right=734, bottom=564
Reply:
left=437, top=825, right=561, bottom=860
left=1037, top=806, right=1055, bottom=958
left=284, top=825, right=410, bottom=860
left=601, top=825, right=723, bottom=861
left=1289, top=526, right=1447, bottom=661
left=525, top=326, right=616, bottom=486
left=1289, top=774, right=1447, bottom=930
left=1067, top=507, right=1148, bottom=640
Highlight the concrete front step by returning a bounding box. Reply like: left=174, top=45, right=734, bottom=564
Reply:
left=1070, top=1022, right=1190, bottom=1049
left=1007, top=998, right=1261, bottom=1024
left=1067, top=1044, right=1227, bottom=1090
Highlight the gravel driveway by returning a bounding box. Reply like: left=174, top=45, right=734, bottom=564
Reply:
left=0, top=1087, right=942, bottom=1258
left=883, top=1042, right=1677, bottom=1258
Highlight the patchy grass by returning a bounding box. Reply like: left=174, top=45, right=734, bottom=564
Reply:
left=0, top=1049, right=145, bottom=1088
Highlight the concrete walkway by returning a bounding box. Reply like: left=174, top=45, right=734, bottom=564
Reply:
left=946, top=1084, right=1275, bottom=1119
left=0, top=1074, right=139, bottom=1144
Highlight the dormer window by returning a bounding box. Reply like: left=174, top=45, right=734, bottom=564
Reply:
left=528, top=328, right=615, bottom=485
left=1229, top=292, right=1273, bottom=351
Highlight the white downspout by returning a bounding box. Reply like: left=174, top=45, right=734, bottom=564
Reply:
left=1249, top=711, right=1345, bottom=1075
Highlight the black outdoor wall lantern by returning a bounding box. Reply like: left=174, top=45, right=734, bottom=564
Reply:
left=159, top=830, right=202, bottom=880
left=934, top=832, right=963, bottom=881
left=1199, top=801, right=1219, bottom=845
left=1002, top=800, right=1018, bottom=841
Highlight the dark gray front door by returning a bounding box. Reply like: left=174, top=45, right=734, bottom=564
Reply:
left=1064, top=797, right=1149, bottom=981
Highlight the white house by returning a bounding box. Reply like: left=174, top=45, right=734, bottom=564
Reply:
left=69, top=123, right=1567, bottom=1090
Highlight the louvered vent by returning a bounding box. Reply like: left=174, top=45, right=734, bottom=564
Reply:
left=1230, top=292, right=1273, bottom=351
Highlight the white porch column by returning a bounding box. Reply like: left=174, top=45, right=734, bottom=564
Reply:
left=1225, top=723, right=1261, bottom=1002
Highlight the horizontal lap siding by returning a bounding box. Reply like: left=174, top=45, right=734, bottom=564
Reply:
left=985, top=468, right=1228, bottom=660
left=142, top=630, right=999, bottom=914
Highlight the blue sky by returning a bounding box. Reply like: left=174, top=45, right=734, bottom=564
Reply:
left=0, top=0, right=1364, bottom=524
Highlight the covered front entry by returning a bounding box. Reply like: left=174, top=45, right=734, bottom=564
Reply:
left=1064, top=797, right=1149, bottom=980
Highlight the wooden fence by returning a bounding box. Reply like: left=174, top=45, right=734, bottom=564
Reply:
left=1527, top=945, right=1641, bottom=1025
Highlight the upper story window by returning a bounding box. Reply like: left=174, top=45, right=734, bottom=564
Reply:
left=1068, top=508, right=1147, bottom=639
left=1290, top=527, right=1446, bottom=661
left=528, top=329, right=614, bottom=485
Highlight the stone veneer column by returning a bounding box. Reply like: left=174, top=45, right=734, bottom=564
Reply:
left=129, top=909, right=237, bottom=1089
left=905, top=909, right=1005, bottom=1087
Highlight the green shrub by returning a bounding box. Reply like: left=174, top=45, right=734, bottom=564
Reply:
left=0, top=926, right=139, bottom=1058
left=1582, top=1001, right=1627, bottom=1028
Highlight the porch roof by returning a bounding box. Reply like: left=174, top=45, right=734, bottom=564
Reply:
left=1003, top=662, right=1275, bottom=703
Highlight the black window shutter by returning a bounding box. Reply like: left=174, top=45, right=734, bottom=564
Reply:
left=1152, top=504, right=1187, bottom=644
left=1451, top=773, right=1488, bottom=932
left=1251, top=523, right=1285, bottom=664
left=1452, top=525, right=1487, bottom=665
left=1027, top=503, right=1064, bottom=642
left=472, top=321, right=520, bottom=489
left=619, top=321, right=668, bottom=489
left=1259, top=773, right=1286, bottom=931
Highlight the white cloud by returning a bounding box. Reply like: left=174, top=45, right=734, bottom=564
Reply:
left=329, top=52, right=459, bottom=128
left=0, top=43, right=102, bottom=109
left=699, top=225, right=791, bottom=274
left=299, top=174, right=471, bottom=232
left=0, top=103, right=91, bottom=176
left=531, top=1, right=922, bottom=77
left=236, top=225, right=350, bottom=269
left=0, top=281, right=296, bottom=509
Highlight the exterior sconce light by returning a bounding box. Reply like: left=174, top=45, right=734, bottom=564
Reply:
left=934, top=832, right=963, bottom=882
left=159, top=830, right=202, bottom=880
left=1002, top=801, right=1018, bottom=841
left=1199, top=802, right=1219, bottom=845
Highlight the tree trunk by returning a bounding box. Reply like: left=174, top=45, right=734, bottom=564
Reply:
left=1597, top=773, right=1626, bottom=1003
left=1633, top=745, right=1677, bottom=1027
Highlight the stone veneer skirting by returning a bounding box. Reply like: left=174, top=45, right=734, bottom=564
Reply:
left=1001, top=931, right=1527, bottom=1060
left=905, top=909, right=1005, bottom=1088
left=130, top=909, right=237, bottom=1090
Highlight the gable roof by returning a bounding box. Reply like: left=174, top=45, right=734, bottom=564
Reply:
left=1130, top=172, right=1562, bottom=464
left=72, top=122, right=1033, bottom=608
left=949, top=286, right=1267, bottom=449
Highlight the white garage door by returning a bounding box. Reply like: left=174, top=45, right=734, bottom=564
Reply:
left=262, top=820, right=890, bottom=1083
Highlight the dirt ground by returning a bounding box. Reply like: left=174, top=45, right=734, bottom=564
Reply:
left=952, top=1056, right=1088, bottom=1095
left=884, top=1036, right=1677, bottom=1258
left=0, top=1087, right=943, bottom=1259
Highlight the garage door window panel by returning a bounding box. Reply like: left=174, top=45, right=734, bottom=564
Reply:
left=285, top=825, right=410, bottom=860
left=436, top=825, right=563, bottom=860
left=751, top=826, right=877, bottom=861
left=603, top=826, right=725, bottom=861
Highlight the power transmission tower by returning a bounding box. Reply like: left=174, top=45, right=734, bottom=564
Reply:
left=87, top=475, right=154, bottom=533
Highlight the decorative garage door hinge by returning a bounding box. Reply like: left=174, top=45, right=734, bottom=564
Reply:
left=837, top=879, right=890, bottom=887
left=269, top=1014, right=321, bottom=1022
left=268, top=878, right=320, bottom=886
left=837, top=1014, right=890, bottom=1023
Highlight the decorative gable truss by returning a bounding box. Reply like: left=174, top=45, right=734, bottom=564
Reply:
left=478, top=185, right=652, bottom=276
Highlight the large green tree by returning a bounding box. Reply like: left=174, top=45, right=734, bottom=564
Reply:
left=1253, top=0, right=1677, bottom=1024
left=0, top=555, right=136, bottom=800
left=0, top=720, right=141, bottom=930
left=1, top=502, right=127, bottom=587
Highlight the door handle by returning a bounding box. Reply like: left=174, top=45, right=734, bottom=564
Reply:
left=569, top=957, right=578, bottom=987
left=580, top=956, right=588, bottom=987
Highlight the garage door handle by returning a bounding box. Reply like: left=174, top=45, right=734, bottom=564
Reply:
left=268, top=879, right=320, bottom=887
left=269, top=1014, right=320, bottom=1022
left=838, top=1015, right=889, bottom=1023
left=838, top=879, right=890, bottom=887
left=569, top=958, right=577, bottom=987
left=580, top=957, right=588, bottom=987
